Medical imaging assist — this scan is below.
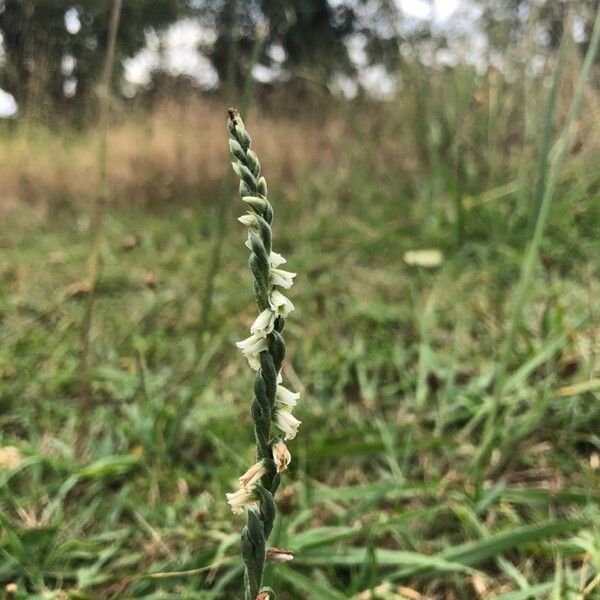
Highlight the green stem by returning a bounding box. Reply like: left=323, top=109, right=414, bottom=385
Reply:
left=78, top=0, right=122, bottom=424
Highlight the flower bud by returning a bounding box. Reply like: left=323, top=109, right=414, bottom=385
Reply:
left=242, top=196, right=268, bottom=212
left=257, top=176, right=268, bottom=197
left=238, top=213, right=258, bottom=227
left=267, top=547, right=294, bottom=562
left=246, top=149, right=261, bottom=177
left=229, top=139, right=246, bottom=163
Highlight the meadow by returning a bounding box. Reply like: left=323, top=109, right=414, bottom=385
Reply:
left=1, top=44, right=600, bottom=600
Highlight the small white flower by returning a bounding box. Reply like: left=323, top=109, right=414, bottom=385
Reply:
left=238, top=461, right=267, bottom=488
left=238, top=213, right=258, bottom=227
left=247, top=353, right=261, bottom=371
left=274, top=407, right=301, bottom=440
left=269, top=290, right=294, bottom=317
left=226, top=487, right=256, bottom=515
left=251, top=309, right=276, bottom=337
left=236, top=332, right=267, bottom=369
left=236, top=332, right=268, bottom=355
left=272, top=441, right=291, bottom=473
left=269, top=251, right=287, bottom=268
left=276, top=384, right=300, bottom=409
left=270, top=268, right=296, bottom=290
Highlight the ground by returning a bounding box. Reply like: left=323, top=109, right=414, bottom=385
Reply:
left=0, top=94, right=599, bottom=598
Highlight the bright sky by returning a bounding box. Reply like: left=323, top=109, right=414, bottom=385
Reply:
left=399, top=0, right=460, bottom=22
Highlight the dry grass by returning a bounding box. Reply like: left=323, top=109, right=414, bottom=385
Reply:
left=0, top=97, right=346, bottom=215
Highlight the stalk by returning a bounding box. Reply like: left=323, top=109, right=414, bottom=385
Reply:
left=79, top=0, right=122, bottom=402
left=225, top=109, right=299, bottom=600
left=196, top=20, right=268, bottom=354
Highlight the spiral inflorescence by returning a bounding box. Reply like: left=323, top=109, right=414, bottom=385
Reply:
left=226, top=108, right=300, bottom=600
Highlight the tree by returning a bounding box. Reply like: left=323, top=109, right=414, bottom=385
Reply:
left=0, top=0, right=188, bottom=116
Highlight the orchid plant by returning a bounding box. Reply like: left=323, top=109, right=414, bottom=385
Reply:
left=225, top=108, right=301, bottom=600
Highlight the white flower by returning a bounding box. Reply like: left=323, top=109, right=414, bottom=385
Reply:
left=238, top=213, right=258, bottom=227
left=276, top=384, right=300, bottom=409
left=247, top=354, right=261, bottom=371
left=269, top=290, right=294, bottom=317
left=274, top=407, right=301, bottom=440
left=251, top=309, right=276, bottom=337
left=272, top=441, right=291, bottom=473
left=236, top=332, right=267, bottom=369
left=236, top=332, right=267, bottom=355
left=277, top=371, right=283, bottom=384
left=270, top=268, right=296, bottom=290
left=238, top=461, right=266, bottom=488
left=226, top=487, right=256, bottom=515
left=269, top=251, right=287, bottom=268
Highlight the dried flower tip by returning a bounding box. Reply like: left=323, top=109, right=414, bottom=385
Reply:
left=228, top=109, right=251, bottom=149
left=238, top=461, right=267, bottom=488
left=274, top=407, right=301, bottom=440
left=267, top=547, right=294, bottom=562
left=226, top=487, right=256, bottom=515
left=272, top=441, right=291, bottom=473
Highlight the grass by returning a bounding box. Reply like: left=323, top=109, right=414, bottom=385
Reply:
left=1, top=45, right=600, bottom=600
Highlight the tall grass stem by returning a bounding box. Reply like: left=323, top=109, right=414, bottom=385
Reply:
left=79, top=0, right=123, bottom=405
left=476, top=7, right=600, bottom=471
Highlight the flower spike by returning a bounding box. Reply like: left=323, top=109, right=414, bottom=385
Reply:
left=226, top=108, right=301, bottom=599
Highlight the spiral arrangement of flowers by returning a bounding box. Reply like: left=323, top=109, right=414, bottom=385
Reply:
left=225, top=108, right=300, bottom=600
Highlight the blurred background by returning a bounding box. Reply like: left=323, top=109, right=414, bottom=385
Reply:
left=0, top=1, right=599, bottom=598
